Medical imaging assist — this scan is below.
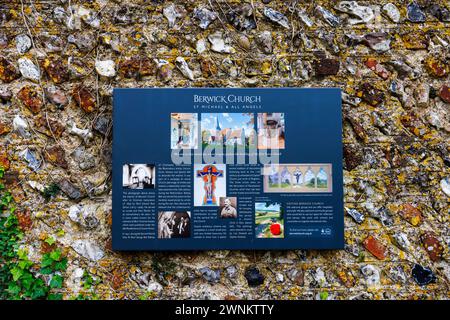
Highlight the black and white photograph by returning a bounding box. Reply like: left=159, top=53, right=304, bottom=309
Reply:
left=122, top=164, right=155, bottom=189
left=157, top=211, right=191, bottom=239
left=217, top=197, right=237, bottom=219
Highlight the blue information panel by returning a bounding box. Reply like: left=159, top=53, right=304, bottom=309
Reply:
left=113, top=88, right=343, bottom=250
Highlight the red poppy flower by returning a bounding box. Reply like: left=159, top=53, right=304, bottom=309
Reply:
left=270, top=223, right=281, bottom=236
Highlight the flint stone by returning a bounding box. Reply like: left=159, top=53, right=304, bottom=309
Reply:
left=72, top=146, right=96, bottom=170
left=193, top=8, right=217, bottom=29
left=15, top=34, right=32, bottom=54
left=335, top=1, right=374, bottom=24
left=227, top=4, right=256, bottom=31
left=412, top=264, right=436, bottom=286
left=72, top=240, right=104, bottom=261
left=45, top=85, right=67, bottom=107
left=256, top=31, right=272, bottom=54
left=163, top=4, right=184, bottom=28
left=58, top=179, right=83, bottom=200
left=287, top=268, right=304, bottom=286
left=346, top=207, right=364, bottom=223
left=382, top=3, right=400, bottom=23
left=13, top=115, right=30, bottom=138
left=19, top=148, right=40, bottom=171
left=68, top=32, right=96, bottom=52
left=93, top=116, right=110, bottom=136
left=244, top=267, right=264, bottom=287
left=263, top=7, right=289, bottom=29
left=175, top=57, right=194, bottom=81
left=226, top=265, right=237, bottom=278
left=360, top=265, right=380, bottom=286
left=18, top=57, right=40, bottom=82
left=68, top=204, right=99, bottom=229
left=199, top=267, right=220, bottom=283
left=407, top=2, right=426, bottom=23
left=0, top=85, right=12, bottom=102
left=428, top=4, right=450, bottom=22
left=441, top=177, right=450, bottom=197
left=316, top=6, right=340, bottom=27
left=95, top=60, right=116, bottom=77
left=208, top=32, right=234, bottom=53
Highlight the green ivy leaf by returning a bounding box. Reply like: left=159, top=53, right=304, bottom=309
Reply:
left=45, top=237, right=56, bottom=246
left=50, top=274, right=63, bottom=289
left=49, top=249, right=61, bottom=261
left=10, top=267, right=23, bottom=281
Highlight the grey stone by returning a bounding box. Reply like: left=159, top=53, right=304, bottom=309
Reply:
left=263, top=7, right=289, bottom=29
left=15, top=34, right=32, bottom=54
left=193, top=7, right=217, bottom=29
left=18, top=57, right=40, bottom=82
left=58, top=179, right=83, bottom=200
left=391, top=232, right=411, bottom=251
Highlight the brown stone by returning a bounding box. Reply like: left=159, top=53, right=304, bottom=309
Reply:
left=399, top=203, right=423, bottom=226
left=0, top=57, right=20, bottom=83
left=16, top=209, right=33, bottom=231
left=44, top=145, right=68, bottom=168
left=72, top=86, right=96, bottom=113
left=200, top=58, right=218, bottom=78
left=337, top=269, right=355, bottom=288
left=42, top=57, right=69, bottom=84
left=402, top=31, right=429, bottom=50
left=118, top=56, right=154, bottom=79
left=0, top=121, right=11, bottom=135
left=35, top=115, right=65, bottom=138
left=17, top=85, right=44, bottom=113
left=400, top=112, right=428, bottom=138
left=314, top=58, right=340, bottom=76
left=343, top=145, right=362, bottom=171
left=365, top=58, right=390, bottom=79
left=0, top=151, right=10, bottom=170
left=363, top=235, right=387, bottom=260
left=357, top=83, right=384, bottom=106
left=347, top=117, right=368, bottom=142
left=45, top=85, right=68, bottom=106
left=438, top=85, right=450, bottom=103
left=421, top=232, right=444, bottom=262
left=425, top=57, right=448, bottom=77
